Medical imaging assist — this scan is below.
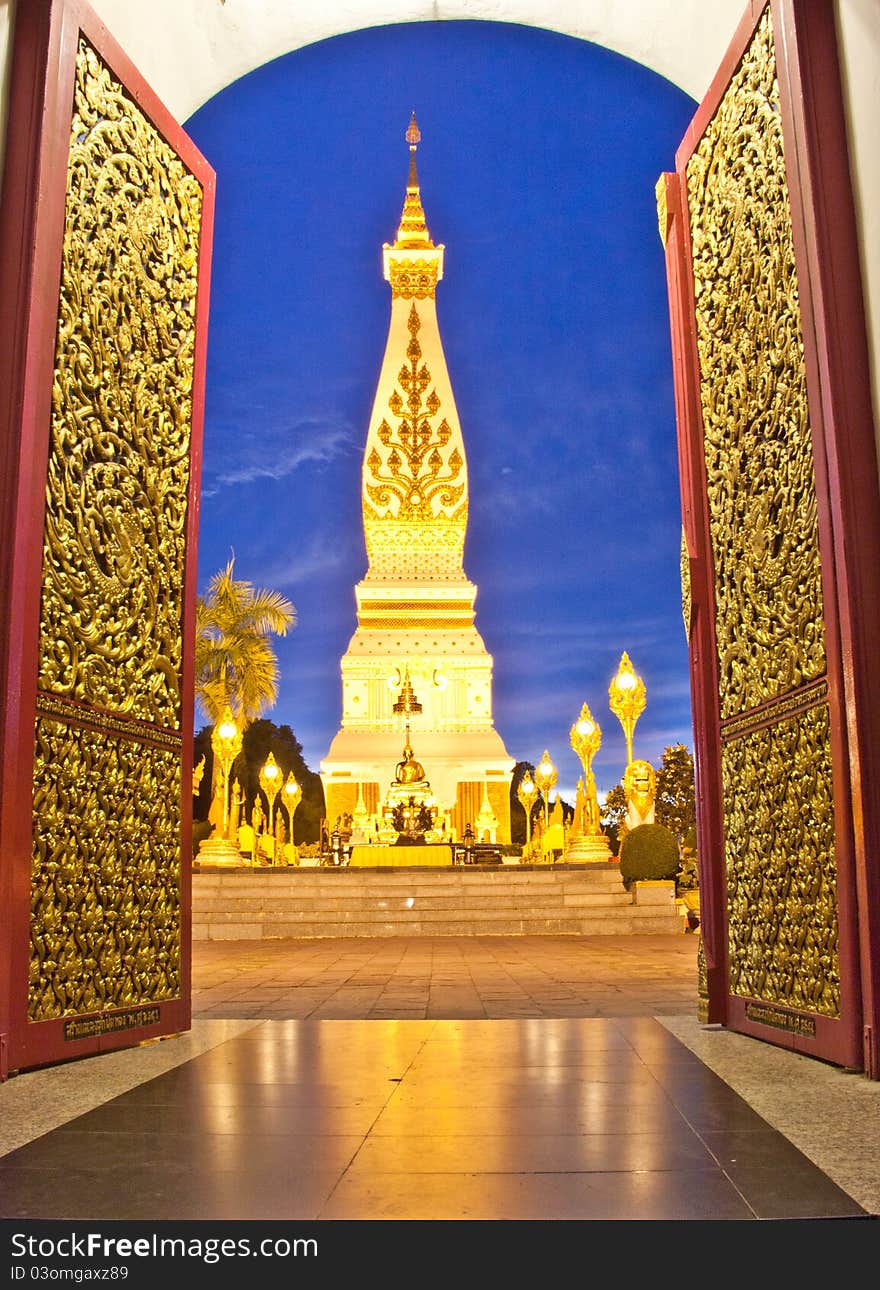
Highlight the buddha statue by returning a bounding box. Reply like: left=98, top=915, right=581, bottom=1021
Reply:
left=379, top=724, right=437, bottom=844
left=395, top=740, right=426, bottom=785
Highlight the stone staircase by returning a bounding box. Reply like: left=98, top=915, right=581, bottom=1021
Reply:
left=191, top=863, right=684, bottom=939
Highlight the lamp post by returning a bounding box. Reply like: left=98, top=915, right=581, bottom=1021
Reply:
left=569, top=703, right=602, bottom=835
left=259, top=752, right=283, bottom=848
left=210, top=705, right=242, bottom=835
left=282, top=772, right=302, bottom=853
left=516, top=770, right=539, bottom=849
left=608, top=651, right=646, bottom=767
left=534, top=750, right=558, bottom=832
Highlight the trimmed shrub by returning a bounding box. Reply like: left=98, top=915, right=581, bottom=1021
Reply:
left=619, top=823, right=679, bottom=886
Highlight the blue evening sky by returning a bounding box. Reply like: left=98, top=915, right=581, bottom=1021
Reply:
left=185, top=20, right=698, bottom=800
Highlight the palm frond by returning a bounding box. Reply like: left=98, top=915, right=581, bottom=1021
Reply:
left=193, top=556, right=295, bottom=726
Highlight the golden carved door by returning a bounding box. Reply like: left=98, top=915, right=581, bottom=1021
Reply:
left=0, top=0, right=214, bottom=1074
left=659, top=0, right=880, bottom=1075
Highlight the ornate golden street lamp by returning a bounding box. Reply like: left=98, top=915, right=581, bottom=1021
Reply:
left=608, top=651, right=646, bottom=767
left=534, top=750, right=558, bottom=832
left=282, top=771, right=302, bottom=850
left=516, top=770, right=539, bottom=848
left=210, top=705, right=242, bottom=835
left=569, top=702, right=602, bottom=835
left=259, top=751, right=283, bottom=843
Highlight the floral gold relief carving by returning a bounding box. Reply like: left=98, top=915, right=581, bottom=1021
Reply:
left=686, top=9, right=840, bottom=1023
left=365, top=304, right=465, bottom=521
left=680, top=528, right=692, bottom=640
left=697, top=937, right=709, bottom=1023
left=358, top=618, right=471, bottom=631
left=721, top=706, right=839, bottom=1017
left=686, top=10, right=825, bottom=719
left=389, top=259, right=439, bottom=299
left=38, top=40, right=203, bottom=725
left=363, top=304, right=467, bottom=572
left=26, top=39, right=198, bottom=1025
left=29, top=719, right=181, bottom=1021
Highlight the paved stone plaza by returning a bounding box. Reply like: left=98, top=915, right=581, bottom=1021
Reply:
left=191, top=933, right=701, bottom=1020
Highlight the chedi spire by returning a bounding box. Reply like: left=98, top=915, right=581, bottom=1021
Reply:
left=395, top=111, right=433, bottom=249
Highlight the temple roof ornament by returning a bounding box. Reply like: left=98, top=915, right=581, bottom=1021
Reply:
left=391, top=665, right=423, bottom=715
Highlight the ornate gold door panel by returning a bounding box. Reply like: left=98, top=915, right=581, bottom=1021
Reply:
left=0, top=0, right=214, bottom=1075
left=659, top=0, right=880, bottom=1075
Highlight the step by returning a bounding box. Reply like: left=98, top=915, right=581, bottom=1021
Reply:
left=194, top=912, right=683, bottom=940
left=192, top=890, right=633, bottom=914
left=190, top=869, right=684, bottom=940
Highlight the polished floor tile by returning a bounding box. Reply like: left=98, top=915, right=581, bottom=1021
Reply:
left=3, top=937, right=876, bottom=1227
left=366, top=1102, right=692, bottom=1136
left=347, top=1130, right=719, bottom=1173
left=316, top=1166, right=759, bottom=1221
left=0, top=1163, right=344, bottom=1221
left=1, top=1017, right=867, bottom=1223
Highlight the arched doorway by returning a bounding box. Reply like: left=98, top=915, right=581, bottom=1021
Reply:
left=0, top=0, right=872, bottom=1078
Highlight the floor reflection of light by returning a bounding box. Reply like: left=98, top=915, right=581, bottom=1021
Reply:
left=582, top=1081, right=612, bottom=1112
left=204, top=1100, right=239, bottom=1134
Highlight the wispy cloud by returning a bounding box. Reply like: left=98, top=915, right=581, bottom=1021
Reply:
left=201, top=416, right=356, bottom=498
left=250, top=532, right=357, bottom=593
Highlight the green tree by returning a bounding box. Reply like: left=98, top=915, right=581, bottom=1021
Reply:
left=600, top=782, right=627, bottom=855
left=194, top=719, right=325, bottom=845
left=235, top=720, right=324, bottom=845
left=194, top=556, right=296, bottom=727
left=654, top=743, right=697, bottom=851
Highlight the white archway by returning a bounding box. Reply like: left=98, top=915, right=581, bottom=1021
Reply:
left=1, top=0, right=876, bottom=447
left=74, top=0, right=746, bottom=113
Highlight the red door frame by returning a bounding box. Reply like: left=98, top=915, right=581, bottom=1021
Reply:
left=0, top=0, right=214, bottom=1075
left=661, top=0, right=880, bottom=1075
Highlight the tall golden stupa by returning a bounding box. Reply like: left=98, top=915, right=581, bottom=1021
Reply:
left=320, top=115, right=514, bottom=842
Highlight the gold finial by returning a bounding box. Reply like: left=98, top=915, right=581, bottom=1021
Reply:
left=394, top=112, right=432, bottom=249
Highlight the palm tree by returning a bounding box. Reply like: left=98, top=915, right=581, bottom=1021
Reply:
left=194, top=556, right=296, bottom=728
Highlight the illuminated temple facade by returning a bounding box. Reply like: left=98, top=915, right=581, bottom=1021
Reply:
left=320, top=117, right=514, bottom=842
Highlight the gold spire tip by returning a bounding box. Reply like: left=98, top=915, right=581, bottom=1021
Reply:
left=393, top=111, right=433, bottom=250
